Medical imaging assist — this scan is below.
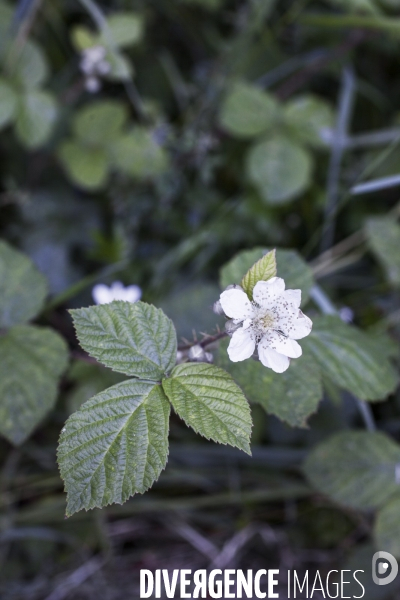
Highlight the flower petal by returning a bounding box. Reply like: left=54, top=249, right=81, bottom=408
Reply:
left=109, top=281, right=127, bottom=298
left=227, top=327, right=256, bottom=362
left=290, top=311, right=313, bottom=340
left=283, top=289, right=301, bottom=308
left=220, top=288, right=254, bottom=320
left=258, top=344, right=290, bottom=373
left=265, top=331, right=302, bottom=358
left=92, top=284, right=112, bottom=305
left=125, top=285, right=142, bottom=303
left=253, top=277, right=285, bottom=307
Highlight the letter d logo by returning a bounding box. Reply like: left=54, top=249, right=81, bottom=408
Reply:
left=372, top=551, right=398, bottom=586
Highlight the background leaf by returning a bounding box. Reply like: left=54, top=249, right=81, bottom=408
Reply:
left=365, top=216, right=400, bottom=286
left=58, top=142, right=109, bottom=190
left=303, top=315, right=398, bottom=401
left=72, top=101, right=128, bottom=147
left=106, top=50, right=133, bottom=80
left=0, top=240, right=47, bottom=328
left=374, top=497, right=400, bottom=559
left=0, top=325, right=68, bottom=445
left=0, top=78, right=17, bottom=129
left=220, top=247, right=314, bottom=303
left=102, top=13, right=144, bottom=48
left=241, top=248, right=276, bottom=298
left=162, top=363, right=252, bottom=454
left=246, top=135, right=313, bottom=204
left=15, top=90, right=57, bottom=149
left=70, top=25, right=97, bottom=51
left=304, top=431, right=400, bottom=510
left=70, top=301, right=177, bottom=380
left=12, top=40, right=48, bottom=89
left=58, top=380, right=170, bottom=516
left=283, top=94, right=334, bottom=147
left=218, top=81, right=278, bottom=138
left=218, top=340, right=323, bottom=427
left=110, top=129, right=169, bottom=179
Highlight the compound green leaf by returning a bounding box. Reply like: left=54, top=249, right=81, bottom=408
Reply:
left=375, top=497, right=400, bottom=559
left=102, top=13, right=144, bottom=48
left=0, top=78, right=18, bottom=129
left=283, top=94, right=334, bottom=147
left=365, top=217, right=400, bottom=286
left=241, top=249, right=276, bottom=298
left=162, top=363, right=252, bottom=454
left=13, top=40, right=49, bottom=89
left=15, top=90, right=57, bottom=149
left=58, top=380, right=170, bottom=516
left=58, top=141, right=109, bottom=190
left=70, top=301, right=177, bottom=380
left=219, top=81, right=278, bottom=138
left=73, top=100, right=128, bottom=147
left=110, top=129, right=169, bottom=179
left=218, top=339, right=322, bottom=427
left=246, top=135, right=312, bottom=204
left=0, top=325, right=69, bottom=445
left=0, top=240, right=47, bottom=328
left=304, top=431, right=400, bottom=510
left=220, top=247, right=314, bottom=304
left=303, top=315, right=398, bottom=401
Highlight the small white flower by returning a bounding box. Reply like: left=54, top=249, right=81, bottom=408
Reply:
left=85, top=76, right=101, bottom=93
left=92, top=281, right=142, bottom=305
left=79, top=45, right=110, bottom=93
left=80, top=46, right=107, bottom=74
left=220, top=277, right=312, bottom=374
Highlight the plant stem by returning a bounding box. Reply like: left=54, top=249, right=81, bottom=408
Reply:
left=320, top=66, right=356, bottom=253
left=178, top=331, right=228, bottom=351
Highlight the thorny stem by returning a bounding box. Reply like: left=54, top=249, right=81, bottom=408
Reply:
left=178, top=331, right=228, bottom=351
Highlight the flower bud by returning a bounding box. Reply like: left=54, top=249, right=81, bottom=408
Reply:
left=212, top=300, right=225, bottom=316
left=85, top=77, right=101, bottom=93
left=188, top=344, right=207, bottom=362
left=205, top=352, right=214, bottom=364
left=339, top=307, right=354, bottom=323
left=225, top=319, right=241, bottom=336
left=176, top=350, right=185, bottom=364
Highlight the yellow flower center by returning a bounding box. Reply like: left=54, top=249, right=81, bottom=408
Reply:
left=260, top=312, right=274, bottom=330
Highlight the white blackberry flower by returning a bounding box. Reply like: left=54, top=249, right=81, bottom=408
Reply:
left=92, top=281, right=142, bottom=305
left=220, top=277, right=312, bottom=373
